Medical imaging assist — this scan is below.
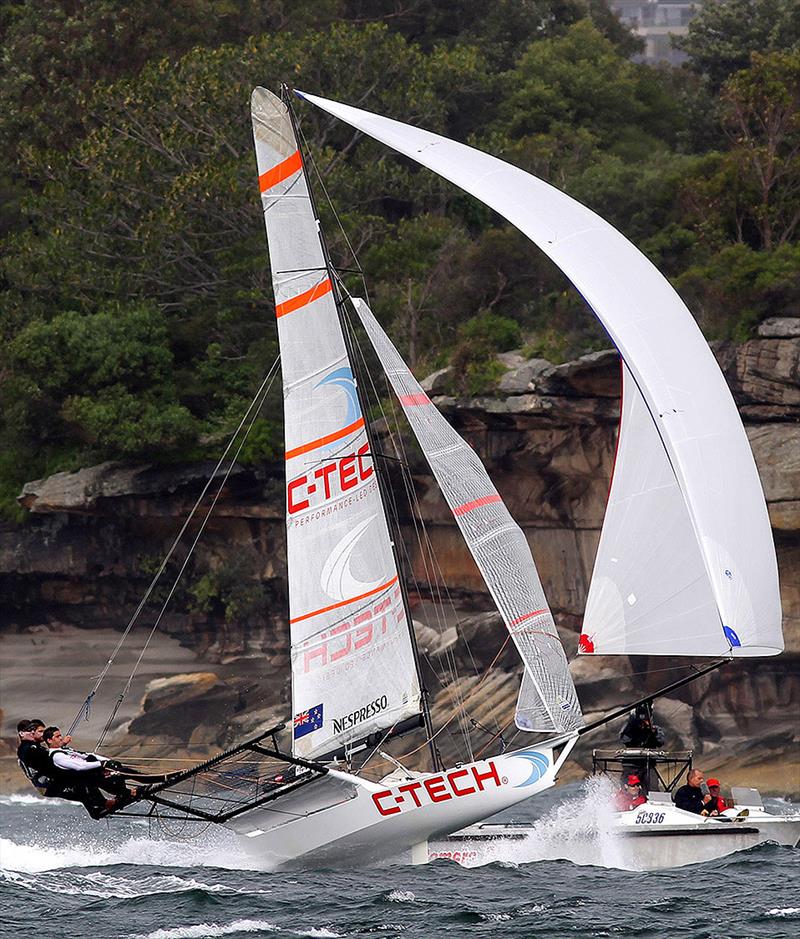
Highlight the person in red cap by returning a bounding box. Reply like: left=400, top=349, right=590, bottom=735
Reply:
left=705, top=778, right=728, bottom=816
left=614, top=774, right=647, bottom=812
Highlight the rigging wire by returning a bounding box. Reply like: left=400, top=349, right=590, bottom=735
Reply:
left=337, top=292, right=479, bottom=761
left=68, top=355, right=282, bottom=740
left=299, top=104, right=504, bottom=762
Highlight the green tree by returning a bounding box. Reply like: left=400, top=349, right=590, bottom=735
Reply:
left=2, top=304, right=197, bottom=456
left=721, top=51, right=800, bottom=249
left=677, top=0, right=800, bottom=90
left=492, top=20, right=683, bottom=160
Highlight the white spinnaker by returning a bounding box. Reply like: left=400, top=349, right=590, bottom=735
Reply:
left=251, top=88, right=421, bottom=760
left=353, top=298, right=582, bottom=733
left=580, top=364, right=727, bottom=655
left=297, top=90, right=782, bottom=657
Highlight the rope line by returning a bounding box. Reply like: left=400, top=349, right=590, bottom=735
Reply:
left=66, top=355, right=281, bottom=739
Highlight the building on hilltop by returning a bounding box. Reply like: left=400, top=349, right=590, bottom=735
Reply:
left=609, top=0, right=701, bottom=65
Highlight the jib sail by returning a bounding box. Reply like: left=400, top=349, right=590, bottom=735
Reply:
left=352, top=297, right=582, bottom=734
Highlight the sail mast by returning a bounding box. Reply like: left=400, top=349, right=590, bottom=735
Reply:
left=279, top=87, right=439, bottom=769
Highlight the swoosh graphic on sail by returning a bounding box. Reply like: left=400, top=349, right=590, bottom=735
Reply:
left=321, top=515, right=383, bottom=601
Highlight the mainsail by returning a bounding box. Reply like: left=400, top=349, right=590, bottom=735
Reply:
left=352, top=298, right=582, bottom=734
left=296, top=90, right=783, bottom=659
left=251, top=88, right=422, bottom=759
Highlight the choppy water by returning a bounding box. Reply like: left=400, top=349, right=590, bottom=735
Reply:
left=1, top=782, right=798, bottom=939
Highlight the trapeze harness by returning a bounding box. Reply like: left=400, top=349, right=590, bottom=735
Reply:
left=17, top=742, right=52, bottom=794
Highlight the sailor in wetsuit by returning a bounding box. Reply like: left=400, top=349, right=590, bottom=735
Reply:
left=673, top=768, right=713, bottom=815
left=16, top=720, right=55, bottom=794
left=43, top=726, right=137, bottom=818
left=619, top=701, right=666, bottom=791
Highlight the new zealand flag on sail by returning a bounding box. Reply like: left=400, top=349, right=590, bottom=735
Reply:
left=293, top=703, right=324, bottom=739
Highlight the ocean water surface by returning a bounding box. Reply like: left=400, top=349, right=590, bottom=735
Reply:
left=1, top=782, right=797, bottom=939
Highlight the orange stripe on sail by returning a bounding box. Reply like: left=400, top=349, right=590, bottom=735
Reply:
left=398, top=393, right=430, bottom=406
left=453, top=494, right=502, bottom=516
left=509, top=609, right=548, bottom=628
left=259, top=149, right=302, bottom=192
left=290, top=575, right=399, bottom=625
left=275, top=277, right=333, bottom=318
left=284, top=417, right=365, bottom=461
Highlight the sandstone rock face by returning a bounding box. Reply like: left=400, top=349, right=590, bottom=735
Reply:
left=758, top=317, right=800, bottom=339
left=2, top=332, right=798, bottom=793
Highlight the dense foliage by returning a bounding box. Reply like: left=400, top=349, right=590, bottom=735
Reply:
left=1, top=0, right=798, bottom=517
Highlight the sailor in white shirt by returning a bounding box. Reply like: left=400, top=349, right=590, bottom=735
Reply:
left=43, top=726, right=135, bottom=817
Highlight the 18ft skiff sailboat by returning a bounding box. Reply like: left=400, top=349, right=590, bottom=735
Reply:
left=106, top=85, right=786, bottom=869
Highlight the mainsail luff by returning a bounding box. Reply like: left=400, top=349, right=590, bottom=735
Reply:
left=251, top=87, right=423, bottom=760
left=296, top=90, right=783, bottom=659
left=352, top=297, right=582, bottom=734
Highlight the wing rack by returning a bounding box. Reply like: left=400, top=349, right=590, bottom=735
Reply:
left=107, top=723, right=328, bottom=823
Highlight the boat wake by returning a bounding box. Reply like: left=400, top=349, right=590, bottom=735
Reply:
left=0, top=825, right=259, bottom=875
left=432, top=776, right=634, bottom=870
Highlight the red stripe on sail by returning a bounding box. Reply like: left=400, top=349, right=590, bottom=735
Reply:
left=275, top=277, right=333, bottom=318
left=398, top=393, right=430, bottom=407
left=290, top=576, right=399, bottom=625
left=284, top=417, right=365, bottom=461
left=453, top=494, right=502, bottom=516
left=509, top=609, right=548, bottom=628
left=259, top=149, right=302, bottom=192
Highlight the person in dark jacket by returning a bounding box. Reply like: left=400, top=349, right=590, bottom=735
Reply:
left=16, top=719, right=55, bottom=793
left=619, top=702, right=666, bottom=791
left=673, top=768, right=712, bottom=815
left=619, top=702, right=666, bottom=749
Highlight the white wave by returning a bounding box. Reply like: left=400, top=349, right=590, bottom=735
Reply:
left=0, top=829, right=261, bottom=873
left=386, top=889, right=415, bottom=902
left=132, top=922, right=278, bottom=939
left=765, top=908, right=800, bottom=918
left=0, top=792, right=79, bottom=807
left=428, top=776, right=635, bottom=870
left=1, top=867, right=269, bottom=899
left=295, top=930, right=342, bottom=938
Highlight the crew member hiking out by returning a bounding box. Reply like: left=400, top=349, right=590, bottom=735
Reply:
left=42, top=726, right=141, bottom=818
left=16, top=720, right=53, bottom=794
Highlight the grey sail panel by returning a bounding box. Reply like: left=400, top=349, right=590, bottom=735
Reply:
left=353, top=297, right=582, bottom=734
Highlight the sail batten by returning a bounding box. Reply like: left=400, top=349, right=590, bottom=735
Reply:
left=351, top=297, right=582, bottom=734
left=298, top=90, right=782, bottom=659
left=251, top=88, right=422, bottom=760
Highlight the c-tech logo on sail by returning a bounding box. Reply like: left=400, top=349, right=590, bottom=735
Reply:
left=288, top=367, right=375, bottom=516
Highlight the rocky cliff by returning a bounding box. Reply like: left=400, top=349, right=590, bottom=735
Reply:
left=1, top=318, right=798, bottom=793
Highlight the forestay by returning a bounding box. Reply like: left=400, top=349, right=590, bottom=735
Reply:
left=297, top=90, right=783, bottom=659
left=251, top=88, right=421, bottom=760
left=352, top=298, right=582, bottom=734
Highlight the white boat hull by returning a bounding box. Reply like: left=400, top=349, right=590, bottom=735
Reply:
left=226, top=743, right=571, bottom=869
left=428, top=797, right=800, bottom=870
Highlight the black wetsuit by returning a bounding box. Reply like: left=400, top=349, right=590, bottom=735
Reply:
left=17, top=740, right=53, bottom=792
left=44, top=748, right=129, bottom=818
left=619, top=716, right=666, bottom=748
left=619, top=714, right=667, bottom=791
left=673, top=783, right=706, bottom=814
